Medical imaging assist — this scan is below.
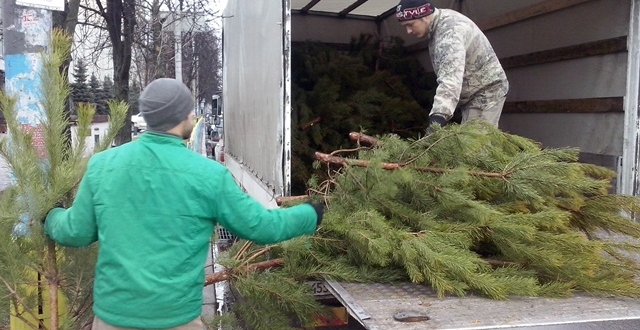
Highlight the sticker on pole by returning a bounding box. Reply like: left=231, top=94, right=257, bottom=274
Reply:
left=16, top=0, right=65, bottom=12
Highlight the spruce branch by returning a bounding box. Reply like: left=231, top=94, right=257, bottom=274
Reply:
left=204, top=259, right=285, bottom=286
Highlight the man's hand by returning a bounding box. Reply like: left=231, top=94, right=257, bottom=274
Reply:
left=427, top=114, right=448, bottom=134
left=306, top=202, right=325, bottom=228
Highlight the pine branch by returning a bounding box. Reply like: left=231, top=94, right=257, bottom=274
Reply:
left=204, top=259, right=285, bottom=286
left=483, top=258, right=518, bottom=268
left=315, top=151, right=399, bottom=169
left=329, top=147, right=371, bottom=157
left=314, top=151, right=506, bottom=178
left=241, top=247, right=274, bottom=266
left=0, top=29, right=117, bottom=330
left=234, top=242, right=253, bottom=260
left=349, top=132, right=380, bottom=147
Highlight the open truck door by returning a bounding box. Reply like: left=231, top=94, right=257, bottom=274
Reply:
left=222, top=0, right=292, bottom=208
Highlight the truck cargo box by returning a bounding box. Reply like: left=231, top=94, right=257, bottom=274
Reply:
left=221, top=1, right=640, bottom=328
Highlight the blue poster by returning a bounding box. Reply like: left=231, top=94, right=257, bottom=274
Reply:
left=4, top=53, right=44, bottom=125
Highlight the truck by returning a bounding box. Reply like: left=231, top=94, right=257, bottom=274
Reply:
left=219, top=0, right=640, bottom=328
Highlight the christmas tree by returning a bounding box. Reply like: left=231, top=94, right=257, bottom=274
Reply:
left=0, top=30, right=127, bottom=330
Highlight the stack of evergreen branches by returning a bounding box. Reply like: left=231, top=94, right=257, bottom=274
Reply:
left=214, top=121, right=640, bottom=330
left=291, top=35, right=437, bottom=194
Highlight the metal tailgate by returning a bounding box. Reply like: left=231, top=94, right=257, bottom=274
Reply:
left=324, top=281, right=640, bottom=330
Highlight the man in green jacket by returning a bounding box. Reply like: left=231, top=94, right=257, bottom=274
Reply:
left=45, top=78, right=323, bottom=330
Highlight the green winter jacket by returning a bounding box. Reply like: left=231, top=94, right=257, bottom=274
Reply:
left=45, top=132, right=318, bottom=328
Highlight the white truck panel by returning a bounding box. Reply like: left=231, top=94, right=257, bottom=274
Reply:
left=222, top=0, right=290, bottom=203
left=501, top=112, right=624, bottom=156
left=506, top=53, right=627, bottom=101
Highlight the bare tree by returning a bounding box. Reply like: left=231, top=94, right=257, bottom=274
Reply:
left=73, top=1, right=114, bottom=77
left=53, top=0, right=82, bottom=40
left=194, top=31, right=221, bottom=107
left=63, top=0, right=223, bottom=141
left=131, top=0, right=222, bottom=108
left=93, top=0, right=136, bottom=145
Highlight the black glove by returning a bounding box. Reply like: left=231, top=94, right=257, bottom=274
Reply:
left=306, top=202, right=324, bottom=227
left=426, top=114, right=448, bottom=134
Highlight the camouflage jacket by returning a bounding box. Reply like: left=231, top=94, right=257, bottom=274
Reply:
left=426, top=9, right=509, bottom=120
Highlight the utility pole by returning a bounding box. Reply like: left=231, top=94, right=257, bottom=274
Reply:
left=174, top=0, right=183, bottom=82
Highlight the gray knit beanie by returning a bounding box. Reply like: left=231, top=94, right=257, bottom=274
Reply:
left=139, top=78, right=194, bottom=132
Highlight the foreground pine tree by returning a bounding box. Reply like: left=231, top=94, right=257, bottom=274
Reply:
left=211, top=121, right=640, bottom=330
left=0, top=30, right=127, bottom=330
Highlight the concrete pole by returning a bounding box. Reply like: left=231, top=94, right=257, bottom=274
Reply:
left=2, top=0, right=52, bottom=155
left=3, top=0, right=55, bottom=327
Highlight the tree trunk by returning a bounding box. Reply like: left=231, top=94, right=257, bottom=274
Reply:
left=48, top=6, right=81, bottom=329
left=52, top=0, right=80, bottom=36
left=150, top=0, right=165, bottom=80
left=98, top=0, right=136, bottom=145
left=45, top=238, right=59, bottom=330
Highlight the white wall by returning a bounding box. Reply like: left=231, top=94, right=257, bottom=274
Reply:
left=71, top=121, right=111, bottom=156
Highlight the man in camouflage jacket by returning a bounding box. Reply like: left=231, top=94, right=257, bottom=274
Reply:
left=396, top=0, right=509, bottom=128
